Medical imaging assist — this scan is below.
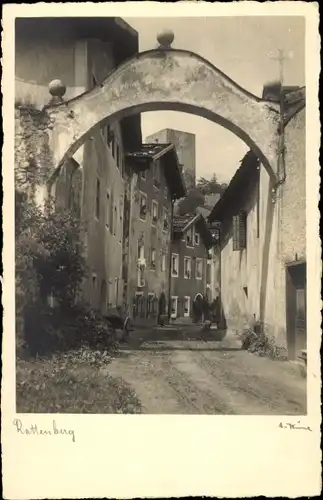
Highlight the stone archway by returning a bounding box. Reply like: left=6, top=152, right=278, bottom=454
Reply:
left=44, top=37, right=282, bottom=184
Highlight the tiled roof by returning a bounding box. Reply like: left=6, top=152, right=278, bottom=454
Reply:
left=172, top=214, right=200, bottom=233
left=208, top=150, right=259, bottom=223
left=125, top=143, right=186, bottom=199
left=125, top=143, right=173, bottom=161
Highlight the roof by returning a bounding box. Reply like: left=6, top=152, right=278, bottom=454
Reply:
left=125, top=143, right=186, bottom=199
left=172, top=213, right=214, bottom=249
left=126, top=143, right=174, bottom=162
left=208, top=150, right=259, bottom=223
left=172, top=214, right=200, bottom=234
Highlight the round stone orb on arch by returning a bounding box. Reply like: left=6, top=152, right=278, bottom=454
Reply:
left=46, top=31, right=281, bottom=183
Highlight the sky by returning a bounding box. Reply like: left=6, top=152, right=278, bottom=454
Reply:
left=124, top=16, right=305, bottom=183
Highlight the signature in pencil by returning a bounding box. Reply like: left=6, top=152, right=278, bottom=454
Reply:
left=279, top=421, right=312, bottom=432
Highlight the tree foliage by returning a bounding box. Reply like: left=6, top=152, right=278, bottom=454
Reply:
left=16, top=192, right=86, bottom=311
left=196, top=174, right=228, bottom=196
left=177, top=187, right=205, bottom=215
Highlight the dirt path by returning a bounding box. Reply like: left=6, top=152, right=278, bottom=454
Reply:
left=106, top=327, right=306, bottom=415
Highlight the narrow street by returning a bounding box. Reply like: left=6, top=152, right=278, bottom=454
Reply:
left=106, top=326, right=306, bottom=415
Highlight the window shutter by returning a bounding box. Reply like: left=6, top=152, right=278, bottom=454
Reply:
left=232, top=215, right=238, bottom=250
left=239, top=212, right=247, bottom=249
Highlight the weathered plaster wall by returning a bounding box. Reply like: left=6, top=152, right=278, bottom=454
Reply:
left=221, top=183, right=260, bottom=330
left=15, top=106, right=54, bottom=205
left=82, top=39, right=126, bottom=312
left=280, top=108, right=306, bottom=262
left=220, top=107, right=306, bottom=350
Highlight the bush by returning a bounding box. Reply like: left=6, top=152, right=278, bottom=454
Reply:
left=23, top=301, right=118, bottom=358
left=240, top=326, right=287, bottom=360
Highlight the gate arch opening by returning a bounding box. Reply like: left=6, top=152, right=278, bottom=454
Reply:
left=46, top=44, right=281, bottom=184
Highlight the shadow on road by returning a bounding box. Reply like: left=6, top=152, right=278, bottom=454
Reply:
left=115, top=327, right=243, bottom=356
left=117, top=345, right=242, bottom=356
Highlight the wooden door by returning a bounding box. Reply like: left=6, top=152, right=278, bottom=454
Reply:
left=286, top=262, right=307, bottom=359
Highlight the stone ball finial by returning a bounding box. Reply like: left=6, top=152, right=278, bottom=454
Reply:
left=48, top=79, right=66, bottom=99
left=157, top=30, right=174, bottom=49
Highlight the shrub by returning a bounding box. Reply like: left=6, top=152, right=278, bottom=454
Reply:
left=240, top=325, right=287, bottom=360
left=23, top=301, right=118, bottom=358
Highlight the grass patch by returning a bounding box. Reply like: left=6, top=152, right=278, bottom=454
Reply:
left=16, top=348, right=142, bottom=414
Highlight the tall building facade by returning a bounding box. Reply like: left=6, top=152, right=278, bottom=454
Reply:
left=124, top=143, right=186, bottom=325
left=15, top=17, right=142, bottom=314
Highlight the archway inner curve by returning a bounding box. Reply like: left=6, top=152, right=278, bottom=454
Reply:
left=47, top=48, right=281, bottom=182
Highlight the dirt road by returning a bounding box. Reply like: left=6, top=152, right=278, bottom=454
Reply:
left=106, top=326, right=306, bottom=415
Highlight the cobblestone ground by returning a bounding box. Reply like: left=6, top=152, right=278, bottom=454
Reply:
left=106, top=326, right=307, bottom=415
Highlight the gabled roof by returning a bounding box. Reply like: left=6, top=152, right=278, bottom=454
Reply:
left=125, top=143, right=187, bottom=200
left=208, top=150, right=259, bottom=223
left=125, top=143, right=174, bottom=162
left=172, top=213, right=214, bottom=249
left=172, top=214, right=200, bottom=234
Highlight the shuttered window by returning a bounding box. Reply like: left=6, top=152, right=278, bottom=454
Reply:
left=233, top=212, right=247, bottom=251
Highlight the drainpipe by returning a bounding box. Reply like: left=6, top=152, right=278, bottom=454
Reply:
left=167, top=198, right=175, bottom=323
left=218, top=228, right=223, bottom=326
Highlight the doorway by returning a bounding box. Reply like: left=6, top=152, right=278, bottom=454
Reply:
left=286, top=262, right=307, bottom=359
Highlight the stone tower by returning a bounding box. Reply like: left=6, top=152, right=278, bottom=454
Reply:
left=145, top=128, right=196, bottom=190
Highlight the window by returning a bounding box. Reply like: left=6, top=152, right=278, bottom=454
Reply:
left=171, top=254, right=179, bottom=277
left=114, top=278, right=119, bottom=306
left=106, top=125, right=111, bottom=146
left=116, top=143, right=120, bottom=170
left=105, top=192, right=110, bottom=229
left=153, top=160, right=160, bottom=187
left=195, top=231, right=200, bottom=246
left=111, top=138, right=115, bottom=159
left=196, top=258, right=203, bottom=279
left=163, top=208, right=169, bottom=231
left=206, top=263, right=211, bottom=285
left=137, top=243, right=145, bottom=287
left=184, top=257, right=192, bottom=279
left=147, top=293, right=157, bottom=316
left=233, top=212, right=247, bottom=251
left=171, top=296, right=178, bottom=319
left=152, top=200, right=158, bottom=224
left=91, top=273, right=97, bottom=302
left=161, top=252, right=167, bottom=272
left=184, top=296, right=191, bottom=317
left=95, top=178, right=100, bottom=219
left=139, top=193, right=147, bottom=220
left=186, top=227, right=194, bottom=246
left=151, top=248, right=156, bottom=269
left=138, top=241, right=145, bottom=261
left=113, top=206, right=118, bottom=236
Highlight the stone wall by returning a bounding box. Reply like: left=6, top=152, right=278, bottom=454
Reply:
left=15, top=105, right=54, bottom=205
